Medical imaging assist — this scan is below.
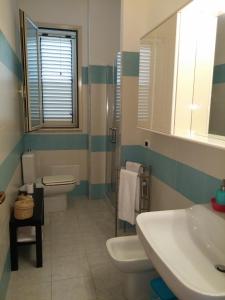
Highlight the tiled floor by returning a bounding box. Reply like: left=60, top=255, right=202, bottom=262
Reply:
left=6, top=197, right=126, bottom=300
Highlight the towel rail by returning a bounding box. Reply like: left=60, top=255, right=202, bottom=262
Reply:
left=115, top=163, right=151, bottom=236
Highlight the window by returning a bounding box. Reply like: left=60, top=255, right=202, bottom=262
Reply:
left=20, top=10, right=81, bottom=131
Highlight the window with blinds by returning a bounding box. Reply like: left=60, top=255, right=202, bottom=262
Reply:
left=20, top=9, right=81, bottom=131
left=137, top=43, right=154, bottom=129
left=39, top=29, right=77, bottom=127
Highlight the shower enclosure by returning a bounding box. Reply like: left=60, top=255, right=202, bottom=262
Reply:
left=105, top=52, right=121, bottom=208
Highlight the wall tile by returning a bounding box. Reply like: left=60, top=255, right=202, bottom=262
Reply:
left=89, top=65, right=113, bottom=84
left=35, top=150, right=88, bottom=180
left=90, top=84, right=107, bottom=135
left=150, top=176, right=193, bottom=211
left=24, top=133, right=88, bottom=151
left=69, top=180, right=88, bottom=197
left=0, top=251, right=10, bottom=300
left=122, top=145, right=221, bottom=204
left=213, top=64, right=225, bottom=84
left=0, top=31, right=22, bottom=81
left=122, top=51, right=139, bottom=77
left=90, top=152, right=106, bottom=184
left=89, top=183, right=106, bottom=199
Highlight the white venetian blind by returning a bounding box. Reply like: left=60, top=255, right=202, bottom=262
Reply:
left=40, top=33, right=76, bottom=124
left=115, top=52, right=121, bottom=122
left=137, top=44, right=152, bottom=128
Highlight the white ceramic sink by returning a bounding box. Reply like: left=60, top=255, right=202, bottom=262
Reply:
left=136, top=205, right=225, bottom=300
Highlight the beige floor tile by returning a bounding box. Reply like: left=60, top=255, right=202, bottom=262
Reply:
left=6, top=282, right=51, bottom=300
left=51, top=237, right=86, bottom=258
left=6, top=197, right=124, bottom=300
left=96, top=289, right=126, bottom=300
left=52, top=276, right=96, bottom=300
left=91, top=262, right=124, bottom=292
left=52, top=254, right=91, bottom=281
left=9, top=245, right=52, bottom=285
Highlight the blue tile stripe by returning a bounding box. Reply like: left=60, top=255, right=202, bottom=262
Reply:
left=121, top=145, right=220, bottom=204
left=88, top=65, right=113, bottom=84
left=0, top=250, right=11, bottom=300
left=24, top=133, right=88, bottom=150
left=0, top=31, right=22, bottom=81
left=89, top=183, right=107, bottom=199
left=90, top=135, right=112, bottom=152
left=0, top=137, right=24, bottom=191
left=82, top=66, right=89, bottom=84
left=69, top=180, right=88, bottom=197
left=122, top=52, right=139, bottom=77
left=24, top=134, right=114, bottom=152
left=213, top=64, right=225, bottom=84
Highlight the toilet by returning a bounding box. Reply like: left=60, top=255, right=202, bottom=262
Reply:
left=106, top=235, right=157, bottom=300
left=22, top=152, right=77, bottom=212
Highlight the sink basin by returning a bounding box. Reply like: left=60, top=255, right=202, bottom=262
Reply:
left=136, top=205, right=225, bottom=300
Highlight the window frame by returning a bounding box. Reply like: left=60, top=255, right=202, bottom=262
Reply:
left=20, top=13, right=83, bottom=132
left=38, top=23, right=82, bottom=130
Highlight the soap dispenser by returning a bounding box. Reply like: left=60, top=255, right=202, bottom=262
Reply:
left=216, top=179, right=225, bottom=205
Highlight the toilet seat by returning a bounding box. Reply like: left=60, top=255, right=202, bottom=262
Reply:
left=42, top=175, right=76, bottom=186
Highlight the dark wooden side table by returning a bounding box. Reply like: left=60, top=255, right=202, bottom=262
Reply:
left=9, top=188, right=44, bottom=271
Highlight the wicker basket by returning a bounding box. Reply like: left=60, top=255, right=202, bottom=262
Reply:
left=14, top=197, right=34, bottom=220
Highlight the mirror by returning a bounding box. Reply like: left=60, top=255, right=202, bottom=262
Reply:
left=209, top=13, right=225, bottom=138
left=137, top=0, right=225, bottom=147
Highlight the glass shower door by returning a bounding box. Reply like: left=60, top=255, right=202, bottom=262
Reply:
left=106, top=53, right=121, bottom=208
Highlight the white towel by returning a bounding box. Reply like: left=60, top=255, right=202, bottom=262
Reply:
left=118, top=169, right=140, bottom=225
left=126, top=161, right=143, bottom=173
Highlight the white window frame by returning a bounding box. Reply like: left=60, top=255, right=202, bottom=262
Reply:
left=38, top=24, right=82, bottom=130
left=20, top=10, right=83, bottom=132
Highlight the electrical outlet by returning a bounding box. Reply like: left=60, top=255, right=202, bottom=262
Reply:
left=144, top=139, right=150, bottom=148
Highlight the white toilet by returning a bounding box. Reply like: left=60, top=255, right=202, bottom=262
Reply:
left=22, top=152, right=77, bottom=212
left=106, top=235, right=158, bottom=300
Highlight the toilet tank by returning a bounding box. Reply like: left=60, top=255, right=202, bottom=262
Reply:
left=22, top=152, right=37, bottom=184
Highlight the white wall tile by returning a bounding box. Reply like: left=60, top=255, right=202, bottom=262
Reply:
left=35, top=150, right=88, bottom=181
left=90, top=152, right=106, bottom=184
left=121, top=76, right=144, bottom=145
left=90, top=84, right=107, bottom=136
left=150, top=176, right=193, bottom=211
left=0, top=63, right=23, bottom=162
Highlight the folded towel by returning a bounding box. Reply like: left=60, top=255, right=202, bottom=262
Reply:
left=126, top=161, right=143, bottom=173
left=118, top=169, right=140, bottom=225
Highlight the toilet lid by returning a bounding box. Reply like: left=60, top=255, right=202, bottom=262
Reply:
left=42, top=175, right=76, bottom=186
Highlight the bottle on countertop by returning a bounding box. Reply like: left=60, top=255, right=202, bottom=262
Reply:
left=216, top=179, right=225, bottom=205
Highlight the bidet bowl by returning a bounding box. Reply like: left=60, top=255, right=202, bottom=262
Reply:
left=106, top=235, right=153, bottom=273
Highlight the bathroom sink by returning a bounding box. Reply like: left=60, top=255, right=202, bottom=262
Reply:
left=136, top=205, right=225, bottom=300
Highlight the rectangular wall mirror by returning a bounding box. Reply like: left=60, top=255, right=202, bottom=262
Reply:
left=137, top=0, right=225, bottom=148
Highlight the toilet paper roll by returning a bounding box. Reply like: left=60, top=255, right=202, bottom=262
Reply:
left=26, top=183, right=34, bottom=194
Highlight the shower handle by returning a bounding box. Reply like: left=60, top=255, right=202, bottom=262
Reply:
left=109, top=127, right=117, bottom=143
